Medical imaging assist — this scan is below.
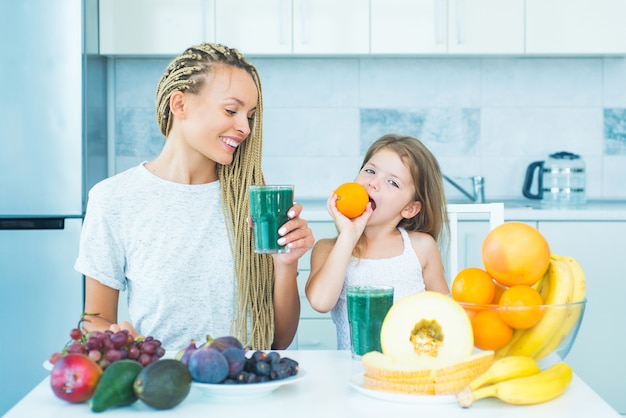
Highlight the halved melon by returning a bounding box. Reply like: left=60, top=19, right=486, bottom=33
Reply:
left=380, top=291, right=474, bottom=368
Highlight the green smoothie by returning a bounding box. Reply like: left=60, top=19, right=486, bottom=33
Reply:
left=347, top=285, right=394, bottom=357
left=249, top=185, right=294, bottom=254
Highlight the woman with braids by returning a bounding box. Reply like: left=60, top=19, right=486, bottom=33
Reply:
left=75, top=43, right=314, bottom=351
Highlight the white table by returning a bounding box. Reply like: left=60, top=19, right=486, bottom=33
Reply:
left=5, top=350, right=622, bottom=417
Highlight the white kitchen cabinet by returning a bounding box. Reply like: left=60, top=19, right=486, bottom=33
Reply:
left=526, top=0, right=626, bottom=54
left=537, top=221, right=626, bottom=414
left=371, top=0, right=524, bottom=55
left=99, top=0, right=213, bottom=56
left=292, top=0, right=369, bottom=54
left=448, top=0, right=524, bottom=54
left=214, top=0, right=291, bottom=55
left=215, top=0, right=368, bottom=55
left=370, top=0, right=447, bottom=54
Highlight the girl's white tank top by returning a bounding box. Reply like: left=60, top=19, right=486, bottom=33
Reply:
left=330, top=227, right=426, bottom=350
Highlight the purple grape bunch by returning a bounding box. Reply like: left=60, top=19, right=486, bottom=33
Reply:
left=52, top=328, right=166, bottom=370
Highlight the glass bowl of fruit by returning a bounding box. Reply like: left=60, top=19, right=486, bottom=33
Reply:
left=457, top=298, right=586, bottom=369
left=451, top=253, right=587, bottom=369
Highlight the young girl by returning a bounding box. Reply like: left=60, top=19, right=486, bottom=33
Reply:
left=75, top=43, right=314, bottom=352
left=305, top=134, right=450, bottom=350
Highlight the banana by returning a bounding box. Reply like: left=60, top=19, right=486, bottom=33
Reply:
left=506, top=255, right=574, bottom=358
left=561, top=255, right=587, bottom=303
left=534, top=255, right=586, bottom=360
left=468, top=355, right=541, bottom=390
left=533, top=266, right=552, bottom=302
left=457, top=362, right=573, bottom=407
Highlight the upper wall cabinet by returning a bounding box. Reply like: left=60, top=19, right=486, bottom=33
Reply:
left=214, top=0, right=292, bottom=55
left=99, top=0, right=213, bottom=56
left=371, top=0, right=524, bottom=55
left=370, top=0, right=447, bottom=54
left=292, top=0, right=369, bottom=54
left=214, top=0, right=368, bottom=55
left=448, top=0, right=524, bottom=54
left=99, top=0, right=626, bottom=56
left=526, top=0, right=626, bottom=54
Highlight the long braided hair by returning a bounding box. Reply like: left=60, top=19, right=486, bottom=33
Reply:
left=155, top=43, right=274, bottom=349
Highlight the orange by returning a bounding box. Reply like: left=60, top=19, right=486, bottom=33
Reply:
left=451, top=267, right=496, bottom=305
left=471, top=309, right=514, bottom=351
left=482, top=221, right=550, bottom=287
left=334, top=182, right=369, bottom=218
left=497, top=285, right=545, bottom=329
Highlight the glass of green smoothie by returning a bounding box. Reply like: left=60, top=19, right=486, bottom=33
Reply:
left=347, top=285, right=394, bottom=358
left=249, top=185, right=294, bottom=254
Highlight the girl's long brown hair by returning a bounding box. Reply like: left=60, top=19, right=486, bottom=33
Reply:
left=355, top=134, right=449, bottom=257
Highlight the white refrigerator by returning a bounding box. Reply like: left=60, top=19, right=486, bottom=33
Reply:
left=0, top=0, right=107, bottom=414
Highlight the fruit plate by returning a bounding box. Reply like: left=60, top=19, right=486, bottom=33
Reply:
left=349, top=373, right=457, bottom=404
left=192, top=369, right=306, bottom=399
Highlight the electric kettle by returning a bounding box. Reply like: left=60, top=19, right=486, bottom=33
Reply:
left=522, top=151, right=586, bottom=207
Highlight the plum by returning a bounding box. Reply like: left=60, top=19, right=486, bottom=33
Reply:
left=175, top=339, right=197, bottom=366
left=210, top=336, right=244, bottom=352
left=221, top=347, right=246, bottom=378
left=187, top=346, right=228, bottom=384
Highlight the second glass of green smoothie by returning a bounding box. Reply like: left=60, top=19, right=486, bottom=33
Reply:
left=347, top=285, right=394, bottom=358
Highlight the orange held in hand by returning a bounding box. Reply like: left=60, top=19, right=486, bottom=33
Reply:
left=482, top=222, right=550, bottom=288
left=334, top=182, right=369, bottom=218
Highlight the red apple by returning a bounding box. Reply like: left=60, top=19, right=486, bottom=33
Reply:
left=50, top=353, right=103, bottom=403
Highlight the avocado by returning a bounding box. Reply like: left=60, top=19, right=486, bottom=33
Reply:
left=89, top=359, right=143, bottom=412
left=133, top=359, right=192, bottom=410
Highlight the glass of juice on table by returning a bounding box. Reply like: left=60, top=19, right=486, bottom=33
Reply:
left=249, top=185, right=294, bottom=254
left=347, top=285, right=394, bottom=358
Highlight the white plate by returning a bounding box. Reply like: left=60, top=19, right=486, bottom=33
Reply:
left=349, top=373, right=457, bottom=404
left=192, top=369, right=306, bottom=399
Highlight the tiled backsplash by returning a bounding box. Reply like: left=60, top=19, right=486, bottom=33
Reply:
left=111, top=56, right=626, bottom=201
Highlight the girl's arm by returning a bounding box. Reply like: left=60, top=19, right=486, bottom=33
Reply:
left=305, top=237, right=352, bottom=313
left=411, top=233, right=451, bottom=295
left=305, top=195, right=372, bottom=313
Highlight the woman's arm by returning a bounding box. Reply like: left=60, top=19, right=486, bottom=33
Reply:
left=82, top=277, right=119, bottom=332
left=270, top=259, right=300, bottom=349
left=82, top=277, right=138, bottom=337
left=270, top=202, right=314, bottom=349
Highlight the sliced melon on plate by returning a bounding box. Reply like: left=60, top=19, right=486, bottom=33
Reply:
left=380, top=291, right=474, bottom=369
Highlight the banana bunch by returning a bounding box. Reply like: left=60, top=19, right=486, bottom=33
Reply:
left=457, top=356, right=573, bottom=407
left=495, top=254, right=586, bottom=361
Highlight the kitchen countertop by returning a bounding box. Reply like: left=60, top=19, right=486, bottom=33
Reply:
left=299, top=199, right=626, bottom=222
left=5, top=350, right=621, bottom=417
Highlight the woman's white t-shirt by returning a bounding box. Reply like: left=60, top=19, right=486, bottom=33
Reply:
left=75, top=163, right=236, bottom=352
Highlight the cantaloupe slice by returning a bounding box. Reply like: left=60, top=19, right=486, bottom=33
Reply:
left=380, top=291, right=474, bottom=368
left=362, top=350, right=494, bottom=395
